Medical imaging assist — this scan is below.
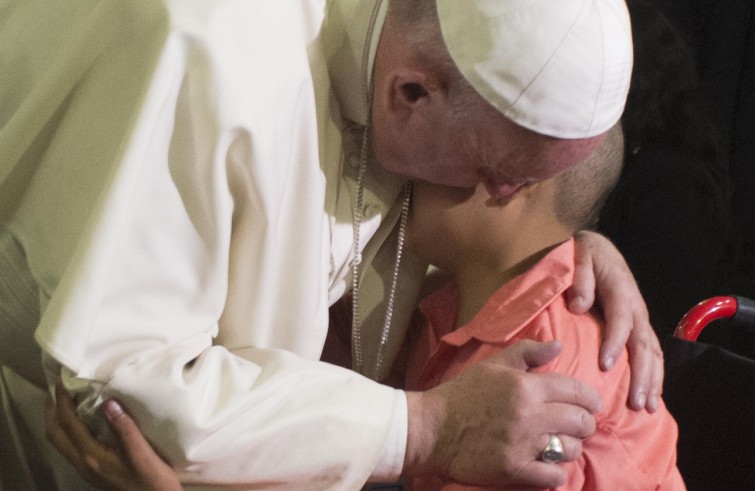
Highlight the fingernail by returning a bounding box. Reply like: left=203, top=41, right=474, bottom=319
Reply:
left=648, top=395, right=659, bottom=413
left=602, top=354, right=615, bottom=370
left=105, top=400, right=124, bottom=419
left=635, top=392, right=646, bottom=409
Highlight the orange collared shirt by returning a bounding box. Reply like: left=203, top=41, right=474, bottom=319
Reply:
left=405, top=239, right=685, bottom=491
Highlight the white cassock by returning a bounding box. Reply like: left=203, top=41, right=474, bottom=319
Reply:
left=0, top=0, right=427, bottom=489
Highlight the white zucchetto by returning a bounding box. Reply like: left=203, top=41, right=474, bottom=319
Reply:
left=436, top=0, right=633, bottom=138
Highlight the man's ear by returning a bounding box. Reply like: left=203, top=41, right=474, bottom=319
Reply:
left=383, top=69, right=443, bottom=122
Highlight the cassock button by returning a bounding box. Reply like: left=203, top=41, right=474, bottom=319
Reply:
left=348, top=153, right=361, bottom=170
left=362, top=203, right=380, bottom=219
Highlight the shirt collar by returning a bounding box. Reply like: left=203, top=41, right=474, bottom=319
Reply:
left=419, top=239, right=576, bottom=346
left=323, top=0, right=388, bottom=126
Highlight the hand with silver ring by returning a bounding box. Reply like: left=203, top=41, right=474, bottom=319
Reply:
left=539, top=434, right=565, bottom=464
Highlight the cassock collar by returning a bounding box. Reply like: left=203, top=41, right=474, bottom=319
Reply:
left=323, top=0, right=388, bottom=126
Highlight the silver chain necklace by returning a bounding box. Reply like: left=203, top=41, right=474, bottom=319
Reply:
left=350, top=122, right=411, bottom=377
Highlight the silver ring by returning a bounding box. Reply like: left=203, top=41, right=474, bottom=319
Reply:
left=539, top=434, right=565, bottom=463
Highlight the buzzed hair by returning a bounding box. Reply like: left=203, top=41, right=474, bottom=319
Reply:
left=554, top=124, right=624, bottom=230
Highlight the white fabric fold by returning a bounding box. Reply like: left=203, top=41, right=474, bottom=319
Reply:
left=1, top=0, right=409, bottom=488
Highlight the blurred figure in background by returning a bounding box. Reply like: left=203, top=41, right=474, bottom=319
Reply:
left=598, top=0, right=732, bottom=336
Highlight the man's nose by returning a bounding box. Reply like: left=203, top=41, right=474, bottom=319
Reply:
left=481, top=178, right=526, bottom=200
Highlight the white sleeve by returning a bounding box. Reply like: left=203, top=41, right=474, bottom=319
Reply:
left=0, top=0, right=406, bottom=488
left=370, top=392, right=408, bottom=482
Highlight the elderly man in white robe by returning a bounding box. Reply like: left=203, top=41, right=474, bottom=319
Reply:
left=0, top=0, right=661, bottom=489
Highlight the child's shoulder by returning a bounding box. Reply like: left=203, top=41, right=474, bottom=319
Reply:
left=526, top=295, right=630, bottom=391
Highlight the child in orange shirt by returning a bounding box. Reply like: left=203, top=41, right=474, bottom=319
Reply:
left=403, top=125, right=685, bottom=490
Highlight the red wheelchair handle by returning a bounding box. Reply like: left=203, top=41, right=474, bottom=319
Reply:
left=674, top=296, right=755, bottom=341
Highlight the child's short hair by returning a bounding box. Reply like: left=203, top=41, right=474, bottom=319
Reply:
left=554, top=124, right=624, bottom=230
